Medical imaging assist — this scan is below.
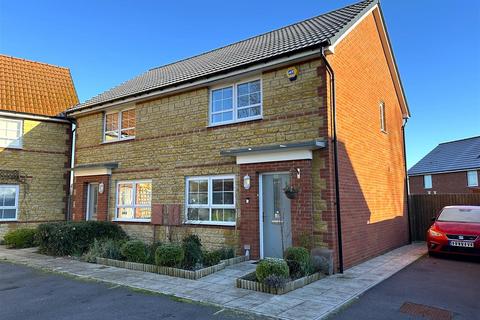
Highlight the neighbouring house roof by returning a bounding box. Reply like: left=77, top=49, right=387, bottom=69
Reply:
left=0, top=55, right=79, bottom=117
left=68, top=0, right=379, bottom=113
left=408, top=136, right=480, bottom=176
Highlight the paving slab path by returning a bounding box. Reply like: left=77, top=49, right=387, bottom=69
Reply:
left=0, top=243, right=426, bottom=320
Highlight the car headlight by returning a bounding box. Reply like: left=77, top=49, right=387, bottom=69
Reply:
left=429, top=229, right=443, bottom=237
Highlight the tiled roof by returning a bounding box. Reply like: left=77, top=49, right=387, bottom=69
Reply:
left=69, top=0, right=377, bottom=113
left=408, top=136, right=480, bottom=175
left=0, top=55, right=79, bottom=117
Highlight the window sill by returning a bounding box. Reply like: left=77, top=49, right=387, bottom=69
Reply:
left=0, top=146, right=23, bottom=150
left=207, top=116, right=263, bottom=128
left=101, top=137, right=135, bottom=145
left=184, top=221, right=236, bottom=227
left=113, top=218, right=151, bottom=223
left=0, top=219, right=18, bottom=222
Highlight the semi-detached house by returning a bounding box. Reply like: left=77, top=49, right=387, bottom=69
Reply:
left=67, top=0, right=410, bottom=271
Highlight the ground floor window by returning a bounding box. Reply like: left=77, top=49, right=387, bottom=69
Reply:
left=115, top=180, right=152, bottom=221
left=0, top=185, right=19, bottom=221
left=185, top=175, right=236, bottom=225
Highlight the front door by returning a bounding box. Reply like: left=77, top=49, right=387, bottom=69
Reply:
left=261, top=173, right=292, bottom=258
left=86, top=183, right=99, bottom=221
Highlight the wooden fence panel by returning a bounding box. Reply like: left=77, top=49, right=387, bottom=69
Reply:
left=409, top=194, right=480, bottom=241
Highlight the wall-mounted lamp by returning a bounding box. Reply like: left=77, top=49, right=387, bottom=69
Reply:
left=98, top=182, right=105, bottom=194
left=295, top=168, right=301, bottom=179
left=243, top=174, right=251, bottom=190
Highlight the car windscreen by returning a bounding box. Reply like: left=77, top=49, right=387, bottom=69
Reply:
left=437, top=207, right=480, bottom=223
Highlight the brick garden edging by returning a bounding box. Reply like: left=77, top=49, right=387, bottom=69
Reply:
left=96, top=255, right=248, bottom=280
left=236, top=271, right=324, bottom=295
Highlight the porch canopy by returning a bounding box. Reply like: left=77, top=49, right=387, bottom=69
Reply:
left=71, top=162, right=118, bottom=177
left=220, top=139, right=326, bottom=164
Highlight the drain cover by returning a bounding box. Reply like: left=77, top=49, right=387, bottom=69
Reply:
left=400, top=302, right=452, bottom=320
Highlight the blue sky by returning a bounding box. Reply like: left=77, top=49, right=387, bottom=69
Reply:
left=0, top=0, right=479, bottom=168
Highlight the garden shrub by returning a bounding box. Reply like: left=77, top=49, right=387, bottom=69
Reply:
left=284, top=247, right=312, bottom=278
left=155, top=243, right=184, bottom=267
left=255, top=258, right=289, bottom=283
left=4, top=228, right=37, bottom=248
left=83, top=238, right=125, bottom=263
left=121, top=240, right=149, bottom=263
left=263, top=274, right=288, bottom=289
left=182, top=234, right=203, bottom=270
left=218, top=247, right=235, bottom=260
left=36, top=221, right=127, bottom=256
left=146, top=241, right=162, bottom=264
left=203, top=249, right=222, bottom=267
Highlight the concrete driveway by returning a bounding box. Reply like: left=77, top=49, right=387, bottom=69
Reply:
left=328, top=255, right=480, bottom=320
left=0, top=262, right=268, bottom=320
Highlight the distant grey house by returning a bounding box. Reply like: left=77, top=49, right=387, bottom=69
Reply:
left=408, top=136, right=480, bottom=194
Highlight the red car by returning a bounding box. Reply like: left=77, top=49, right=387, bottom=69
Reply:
left=427, top=205, right=480, bottom=256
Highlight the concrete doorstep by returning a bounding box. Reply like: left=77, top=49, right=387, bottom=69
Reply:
left=0, top=243, right=426, bottom=320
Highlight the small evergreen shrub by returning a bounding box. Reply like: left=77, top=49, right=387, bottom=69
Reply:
left=263, top=274, right=288, bottom=289
left=120, top=240, right=149, bottom=263
left=4, top=228, right=37, bottom=248
left=182, top=234, right=203, bottom=270
left=146, top=241, right=162, bottom=264
left=155, top=243, right=184, bottom=267
left=83, top=238, right=125, bottom=263
left=218, top=247, right=235, bottom=260
left=36, top=221, right=127, bottom=256
left=203, top=250, right=222, bottom=267
left=284, top=247, right=312, bottom=278
left=255, top=258, right=289, bottom=283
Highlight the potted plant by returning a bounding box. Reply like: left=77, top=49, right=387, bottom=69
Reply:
left=283, top=185, right=299, bottom=199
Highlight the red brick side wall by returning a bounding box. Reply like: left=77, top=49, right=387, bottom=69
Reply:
left=72, top=175, right=110, bottom=221
left=409, top=170, right=480, bottom=194
left=325, top=11, right=409, bottom=268
left=239, top=160, right=313, bottom=259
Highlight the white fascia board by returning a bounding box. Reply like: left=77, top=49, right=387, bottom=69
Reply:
left=236, top=149, right=313, bottom=165
left=74, top=167, right=112, bottom=177
left=0, top=110, right=70, bottom=124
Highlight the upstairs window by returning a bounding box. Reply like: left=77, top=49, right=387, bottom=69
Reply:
left=210, top=79, right=262, bottom=125
left=424, top=175, right=432, bottom=189
left=0, top=118, right=22, bottom=149
left=104, top=108, right=135, bottom=142
left=467, top=170, right=479, bottom=187
left=379, top=102, right=387, bottom=133
left=0, top=185, right=19, bottom=221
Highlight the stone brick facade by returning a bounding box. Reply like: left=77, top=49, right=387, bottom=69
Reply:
left=0, top=118, right=71, bottom=239
left=409, top=170, right=480, bottom=194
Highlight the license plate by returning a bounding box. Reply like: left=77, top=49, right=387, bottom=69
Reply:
left=449, top=241, right=474, bottom=248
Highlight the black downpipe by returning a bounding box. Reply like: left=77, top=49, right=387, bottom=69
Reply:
left=402, top=118, right=412, bottom=243
left=320, top=48, right=344, bottom=273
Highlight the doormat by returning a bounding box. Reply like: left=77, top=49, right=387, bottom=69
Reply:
left=400, top=302, right=452, bottom=320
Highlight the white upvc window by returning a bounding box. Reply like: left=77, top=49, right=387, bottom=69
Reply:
left=103, top=108, right=136, bottom=142
left=115, top=180, right=152, bottom=222
left=379, top=102, right=387, bottom=133
left=0, top=185, right=19, bottom=221
left=210, top=79, right=262, bottom=126
left=467, top=170, right=479, bottom=187
left=185, top=175, right=236, bottom=226
left=0, top=117, right=23, bottom=149
left=424, top=175, right=432, bottom=189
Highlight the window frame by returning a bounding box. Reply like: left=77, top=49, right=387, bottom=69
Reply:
left=423, top=175, right=432, bottom=189
left=467, top=170, right=479, bottom=187
left=0, top=117, right=23, bottom=149
left=379, top=102, right=387, bottom=133
left=114, top=179, right=152, bottom=222
left=209, top=78, right=263, bottom=126
left=184, top=175, right=236, bottom=226
left=103, top=107, right=136, bottom=143
left=0, top=184, right=19, bottom=221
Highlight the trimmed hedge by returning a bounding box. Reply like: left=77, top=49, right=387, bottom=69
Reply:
left=121, top=240, right=149, bottom=263
left=256, top=258, right=289, bottom=283
left=4, top=228, right=37, bottom=248
left=155, top=243, right=184, bottom=267
left=284, top=247, right=312, bottom=278
left=36, top=221, right=127, bottom=256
